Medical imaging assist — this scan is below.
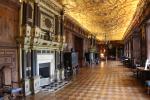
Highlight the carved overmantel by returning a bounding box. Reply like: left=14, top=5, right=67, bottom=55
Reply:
left=19, top=0, right=66, bottom=95
left=18, top=0, right=66, bottom=51
left=35, top=0, right=66, bottom=51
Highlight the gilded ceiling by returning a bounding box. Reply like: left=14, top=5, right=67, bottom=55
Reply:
left=56, top=0, right=144, bottom=40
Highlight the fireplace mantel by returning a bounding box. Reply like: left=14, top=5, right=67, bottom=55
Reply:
left=37, top=53, right=55, bottom=86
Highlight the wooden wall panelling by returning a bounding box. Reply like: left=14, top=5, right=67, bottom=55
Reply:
left=0, top=48, right=18, bottom=86
left=132, top=33, right=141, bottom=65
left=64, top=17, right=91, bottom=52
left=65, top=30, right=75, bottom=51
left=64, top=16, right=98, bottom=67
left=74, top=36, right=83, bottom=67
left=0, top=2, right=19, bottom=46
left=0, top=0, right=19, bottom=86
left=140, top=24, right=147, bottom=66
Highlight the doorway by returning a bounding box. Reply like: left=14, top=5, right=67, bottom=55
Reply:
left=74, top=36, right=83, bottom=67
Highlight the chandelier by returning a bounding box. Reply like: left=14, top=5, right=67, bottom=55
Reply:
left=103, top=32, right=112, bottom=49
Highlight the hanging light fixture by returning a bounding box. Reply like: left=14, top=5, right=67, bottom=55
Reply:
left=103, top=32, right=112, bottom=49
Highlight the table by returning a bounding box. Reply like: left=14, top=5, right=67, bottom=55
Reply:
left=136, top=67, right=150, bottom=81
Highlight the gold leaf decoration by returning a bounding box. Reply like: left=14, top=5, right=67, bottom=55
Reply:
left=57, top=0, right=144, bottom=40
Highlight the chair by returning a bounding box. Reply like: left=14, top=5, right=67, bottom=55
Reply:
left=0, top=66, right=23, bottom=99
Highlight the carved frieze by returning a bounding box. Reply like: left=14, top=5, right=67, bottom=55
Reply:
left=0, top=48, right=18, bottom=82
left=39, top=0, right=62, bottom=15
left=0, top=49, right=16, bottom=65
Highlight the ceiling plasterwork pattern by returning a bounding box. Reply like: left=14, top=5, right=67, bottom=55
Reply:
left=57, top=0, right=143, bottom=40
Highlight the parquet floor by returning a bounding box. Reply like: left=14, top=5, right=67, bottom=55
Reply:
left=26, top=61, right=150, bottom=100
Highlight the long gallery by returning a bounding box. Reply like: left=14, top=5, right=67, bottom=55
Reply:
left=0, top=0, right=150, bottom=100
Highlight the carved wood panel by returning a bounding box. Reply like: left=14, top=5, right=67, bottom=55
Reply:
left=0, top=1, right=19, bottom=85
left=141, top=25, right=147, bottom=66
left=132, top=35, right=141, bottom=64
left=0, top=48, right=18, bottom=85
left=0, top=2, right=19, bottom=46
left=40, top=12, right=55, bottom=33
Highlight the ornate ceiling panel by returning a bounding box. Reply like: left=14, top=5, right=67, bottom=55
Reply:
left=56, top=0, right=144, bottom=40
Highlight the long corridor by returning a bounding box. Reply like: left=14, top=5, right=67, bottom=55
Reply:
left=26, top=61, right=150, bottom=100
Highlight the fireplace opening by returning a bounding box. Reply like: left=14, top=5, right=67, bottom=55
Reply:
left=39, top=63, right=50, bottom=78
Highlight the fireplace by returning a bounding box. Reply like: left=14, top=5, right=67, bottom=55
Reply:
left=37, top=53, right=55, bottom=86
left=39, top=63, right=50, bottom=78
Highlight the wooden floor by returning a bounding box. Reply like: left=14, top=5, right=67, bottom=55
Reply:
left=26, top=61, right=150, bottom=100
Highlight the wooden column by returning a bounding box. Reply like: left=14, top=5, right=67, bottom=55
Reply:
left=33, top=2, right=40, bottom=27
left=129, top=39, right=132, bottom=58
left=116, top=47, right=118, bottom=60
left=60, top=10, right=64, bottom=68
left=124, top=43, right=127, bottom=57
left=127, top=41, right=129, bottom=57
left=31, top=50, right=37, bottom=77
left=55, top=15, right=60, bottom=35
left=60, top=10, right=64, bottom=36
